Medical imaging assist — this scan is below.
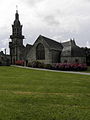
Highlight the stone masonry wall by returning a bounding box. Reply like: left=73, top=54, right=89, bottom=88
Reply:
left=61, top=57, right=86, bottom=63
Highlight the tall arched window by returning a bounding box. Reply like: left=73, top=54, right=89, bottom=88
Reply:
left=36, top=43, right=45, bottom=60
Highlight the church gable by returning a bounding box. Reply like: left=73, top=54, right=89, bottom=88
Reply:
left=61, top=39, right=85, bottom=57
left=61, top=39, right=86, bottom=63
left=26, top=35, right=51, bottom=63
left=27, top=35, right=63, bottom=64
left=34, top=35, right=49, bottom=49
left=34, top=35, right=63, bottom=51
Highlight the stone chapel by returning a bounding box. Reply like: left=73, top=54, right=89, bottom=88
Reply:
left=9, top=10, right=86, bottom=65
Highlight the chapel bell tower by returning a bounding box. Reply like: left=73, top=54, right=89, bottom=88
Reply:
left=9, top=8, right=25, bottom=64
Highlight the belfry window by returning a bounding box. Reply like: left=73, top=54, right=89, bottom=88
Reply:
left=36, top=43, right=45, bottom=60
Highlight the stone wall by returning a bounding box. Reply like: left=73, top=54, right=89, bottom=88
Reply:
left=27, top=38, right=53, bottom=64
left=51, top=50, right=60, bottom=63
left=27, top=45, right=52, bottom=64
left=61, top=57, right=86, bottom=63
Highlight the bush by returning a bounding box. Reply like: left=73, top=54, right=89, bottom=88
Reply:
left=28, top=61, right=45, bottom=68
left=27, top=62, right=32, bottom=67
left=44, top=64, right=52, bottom=69
left=27, top=61, right=87, bottom=71
left=54, top=63, right=87, bottom=71
left=15, top=60, right=24, bottom=66
left=27, top=61, right=52, bottom=69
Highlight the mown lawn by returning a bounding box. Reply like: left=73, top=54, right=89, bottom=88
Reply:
left=0, top=66, right=90, bottom=120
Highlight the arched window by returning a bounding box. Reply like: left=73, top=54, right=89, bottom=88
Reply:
left=36, top=43, right=45, bottom=60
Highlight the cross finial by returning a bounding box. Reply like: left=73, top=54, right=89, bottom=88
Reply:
left=16, top=5, right=18, bottom=13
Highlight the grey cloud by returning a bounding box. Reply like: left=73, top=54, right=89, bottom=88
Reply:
left=0, top=26, right=10, bottom=52
left=85, top=0, right=89, bottom=1
left=43, top=15, right=60, bottom=26
left=76, top=21, right=90, bottom=47
left=1, top=0, right=90, bottom=53
left=22, top=0, right=45, bottom=7
left=0, top=37, right=9, bottom=53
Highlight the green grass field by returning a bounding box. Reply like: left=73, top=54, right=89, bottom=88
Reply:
left=0, top=66, right=90, bottom=120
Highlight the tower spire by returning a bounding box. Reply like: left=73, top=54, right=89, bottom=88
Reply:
left=16, top=5, right=18, bottom=13
left=15, top=5, right=19, bottom=20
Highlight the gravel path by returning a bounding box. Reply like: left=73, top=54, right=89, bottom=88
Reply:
left=12, top=65, right=90, bottom=76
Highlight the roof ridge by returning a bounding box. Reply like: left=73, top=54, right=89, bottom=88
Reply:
left=40, top=35, right=61, bottom=44
left=39, top=35, right=63, bottom=50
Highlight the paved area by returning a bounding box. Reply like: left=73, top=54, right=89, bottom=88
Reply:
left=12, top=65, right=90, bottom=76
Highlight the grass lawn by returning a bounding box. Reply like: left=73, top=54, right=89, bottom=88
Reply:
left=0, top=66, right=90, bottom=120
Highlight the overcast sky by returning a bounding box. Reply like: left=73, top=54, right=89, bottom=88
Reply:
left=0, top=0, right=90, bottom=53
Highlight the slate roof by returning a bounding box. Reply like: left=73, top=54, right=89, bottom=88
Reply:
left=71, top=45, right=85, bottom=57
left=61, top=40, right=85, bottom=57
left=39, top=35, right=63, bottom=50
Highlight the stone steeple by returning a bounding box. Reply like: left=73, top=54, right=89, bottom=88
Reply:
left=10, top=9, right=24, bottom=41
left=9, top=9, right=25, bottom=64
